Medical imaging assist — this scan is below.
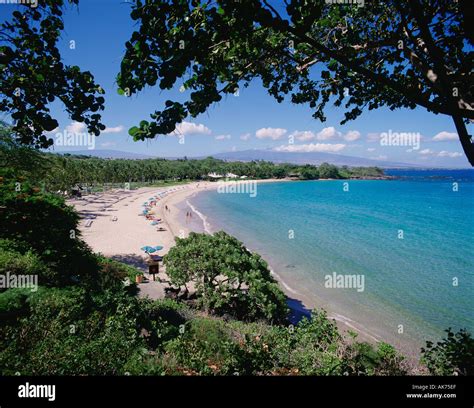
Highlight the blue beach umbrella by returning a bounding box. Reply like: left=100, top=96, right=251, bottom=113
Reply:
left=141, top=246, right=155, bottom=253
left=141, top=245, right=164, bottom=253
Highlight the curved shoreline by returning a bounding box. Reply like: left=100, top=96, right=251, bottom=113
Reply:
left=70, top=179, right=418, bottom=361
left=179, top=186, right=391, bottom=351
left=179, top=183, right=423, bottom=362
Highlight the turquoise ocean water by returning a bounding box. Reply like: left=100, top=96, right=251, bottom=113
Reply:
left=188, top=170, right=474, bottom=355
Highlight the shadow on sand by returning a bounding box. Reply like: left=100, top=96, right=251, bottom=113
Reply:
left=110, top=254, right=148, bottom=272
left=287, top=297, right=312, bottom=325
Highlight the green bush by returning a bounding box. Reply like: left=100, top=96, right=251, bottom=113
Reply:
left=421, top=328, right=474, bottom=376
left=0, top=245, right=54, bottom=288
left=164, top=231, right=288, bottom=324
left=163, top=318, right=246, bottom=375
left=96, top=256, right=142, bottom=292
left=0, top=288, right=31, bottom=322
left=0, top=168, right=99, bottom=288
left=0, top=286, right=147, bottom=375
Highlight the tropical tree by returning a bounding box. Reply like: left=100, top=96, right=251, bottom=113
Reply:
left=0, top=0, right=105, bottom=148
left=318, top=162, right=339, bottom=179
left=118, top=0, right=473, bottom=165
left=164, top=231, right=289, bottom=323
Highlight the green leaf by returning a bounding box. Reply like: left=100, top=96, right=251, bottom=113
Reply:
left=128, top=126, right=139, bottom=136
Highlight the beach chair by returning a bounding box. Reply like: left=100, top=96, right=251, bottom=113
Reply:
left=85, top=219, right=93, bottom=227
left=111, top=216, right=118, bottom=222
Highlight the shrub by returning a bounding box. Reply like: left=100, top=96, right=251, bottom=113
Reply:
left=163, top=318, right=246, bottom=375
left=0, top=286, right=148, bottom=375
left=164, top=231, right=288, bottom=323
left=96, top=256, right=142, bottom=292
left=0, top=245, right=54, bottom=288
left=0, top=168, right=99, bottom=287
left=421, top=328, right=474, bottom=376
left=0, top=288, right=30, bottom=322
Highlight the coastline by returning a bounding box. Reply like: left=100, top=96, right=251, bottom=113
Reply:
left=69, top=178, right=418, bottom=362
left=178, top=186, right=389, bottom=346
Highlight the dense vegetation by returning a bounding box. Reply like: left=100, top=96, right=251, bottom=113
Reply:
left=0, top=121, right=384, bottom=193
left=41, top=154, right=384, bottom=190
left=165, top=232, right=289, bottom=324
left=1, top=139, right=473, bottom=376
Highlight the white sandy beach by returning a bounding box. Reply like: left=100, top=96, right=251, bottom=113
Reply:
left=68, top=179, right=284, bottom=300
left=69, top=178, right=408, bottom=356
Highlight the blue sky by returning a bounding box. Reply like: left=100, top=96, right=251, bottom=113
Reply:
left=1, top=0, right=471, bottom=167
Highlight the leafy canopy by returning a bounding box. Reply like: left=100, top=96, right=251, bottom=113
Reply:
left=118, top=0, right=473, bottom=164
left=0, top=0, right=105, bottom=148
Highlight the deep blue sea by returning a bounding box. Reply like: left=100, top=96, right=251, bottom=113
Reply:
left=189, top=169, right=474, bottom=354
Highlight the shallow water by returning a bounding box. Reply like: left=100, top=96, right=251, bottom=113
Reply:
left=188, top=170, right=474, bottom=355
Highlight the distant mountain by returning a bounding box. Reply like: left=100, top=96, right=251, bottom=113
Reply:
left=55, top=148, right=421, bottom=168
left=57, top=150, right=155, bottom=159
left=209, top=149, right=420, bottom=168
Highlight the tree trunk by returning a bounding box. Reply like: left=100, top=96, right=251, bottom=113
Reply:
left=452, top=116, right=474, bottom=167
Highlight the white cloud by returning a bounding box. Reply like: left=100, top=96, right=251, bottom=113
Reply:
left=171, top=121, right=211, bottom=136
left=255, top=127, right=287, bottom=140
left=273, top=143, right=346, bottom=153
left=102, top=125, right=124, bottom=134
left=367, top=147, right=376, bottom=152
left=433, top=131, right=457, bottom=142
left=419, top=148, right=435, bottom=155
left=215, top=134, right=231, bottom=141
left=240, top=133, right=251, bottom=141
left=438, top=150, right=462, bottom=158
left=344, top=130, right=361, bottom=141
left=286, top=127, right=360, bottom=143
left=290, top=130, right=316, bottom=142
left=65, top=121, right=87, bottom=134
left=316, top=126, right=341, bottom=140
left=100, top=142, right=117, bottom=147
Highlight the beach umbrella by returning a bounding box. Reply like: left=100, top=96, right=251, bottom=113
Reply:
left=141, top=246, right=155, bottom=253
left=141, top=245, right=164, bottom=253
